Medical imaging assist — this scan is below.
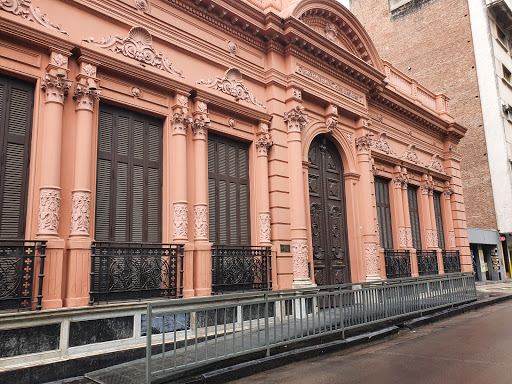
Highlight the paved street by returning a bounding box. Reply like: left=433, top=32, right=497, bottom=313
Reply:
left=227, top=300, right=512, bottom=384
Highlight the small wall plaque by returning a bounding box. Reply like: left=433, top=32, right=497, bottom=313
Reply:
left=280, top=244, right=290, bottom=253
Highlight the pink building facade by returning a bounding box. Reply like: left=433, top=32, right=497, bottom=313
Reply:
left=0, top=0, right=471, bottom=311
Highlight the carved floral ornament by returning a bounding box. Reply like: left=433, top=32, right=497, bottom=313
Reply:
left=70, top=191, right=91, bottom=235
left=401, top=144, right=424, bottom=166
left=259, top=213, right=271, bottom=243
left=324, top=22, right=338, bottom=42
left=426, top=154, right=446, bottom=173
left=37, top=188, right=60, bottom=234
left=171, top=112, right=191, bottom=135
left=41, top=73, right=73, bottom=104
left=83, top=26, right=184, bottom=78
left=393, top=166, right=409, bottom=189
left=284, top=105, right=308, bottom=133
left=291, top=239, right=309, bottom=279
left=373, top=133, right=396, bottom=155
left=255, top=123, right=273, bottom=156
left=326, top=116, right=338, bottom=134
left=134, top=0, right=148, bottom=11
left=74, top=83, right=101, bottom=111
left=1, top=0, right=67, bottom=34
left=197, top=68, right=266, bottom=109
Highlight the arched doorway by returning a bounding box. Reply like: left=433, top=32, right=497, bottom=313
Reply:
left=308, top=135, right=350, bottom=286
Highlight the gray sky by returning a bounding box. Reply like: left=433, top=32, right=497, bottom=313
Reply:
left=337, top=0, right=350, bottom=9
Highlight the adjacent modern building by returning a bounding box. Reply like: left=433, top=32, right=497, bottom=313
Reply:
left=0, top=0, right=471, bottom=313
left=351, top=0, right=512, bottom=281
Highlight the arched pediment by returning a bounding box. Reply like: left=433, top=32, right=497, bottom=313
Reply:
left=283, top=0, right=383, bottom=71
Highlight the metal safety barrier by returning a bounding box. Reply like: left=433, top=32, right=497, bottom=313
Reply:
left=145, top=272, right=476, bottom=383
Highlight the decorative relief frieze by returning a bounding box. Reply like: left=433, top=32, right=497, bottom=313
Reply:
left=197, top=68, right=265, bottom=108
left=41, top=73, right=73, bottom=104
left=326, top=116, right=338, bottom=134
left=426, top=229, right=438, bottom=248
left=401, top=144, right=424, bottom=166
left=364, top=242, right=379, bottom=275
left=373, top=133, right=396, bottom=155
left=399, top=227, right=407, bottom=248
left=83, top=26, right=184, bottom=78
left=296, top=65, right=364, bottom=104
left=259, top=213, right=271, bottom=243
left=449, top=231, right=456, bottom=248
left=292, top=239, right=309, bottom=279
left=1, top=0, right=67, bottom=34
left=70, top=191, right=91, bottom=236
left=426, top=154, right=445, bottom=173
left=284, top=105, right=308, bottom=133
left=74, top=83, right=101, bottom=112
left=194, top=205, right=208, bottom=240
left=173, top=203, right=188, bottom=239
left=37, top=188, right=60, bottom=234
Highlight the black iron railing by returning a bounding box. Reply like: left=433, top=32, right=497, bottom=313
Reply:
left=443, top=250, right=461, bottom=273
left=211, top=245, right=272, bottom=294
left=384, top=249, right=411, bottom=279
left=0, top=240, right=46, bottom=311
left=417, top=250, right=439, bottom=275
left=90, top=242, right=184, bottom=304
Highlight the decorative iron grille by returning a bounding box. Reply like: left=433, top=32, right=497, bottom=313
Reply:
left=0, top=240, right=46, bottom=311
left=417, top=250, right=439, bottom=275
left=90, top=242, right=183, bottom=304
left=211, top=245, right=272, bottom=294
left=443, top=250, right=461, bottom=273
left=384, top=249, right=411, bottom=279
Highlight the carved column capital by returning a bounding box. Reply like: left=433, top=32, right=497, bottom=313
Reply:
left=444, top=187, right=454, bottom=200
left=73, top=82, right=101, bottom=112
left=284, top=105, right=308, bottom=133
left=171, top=113, right=190, bottom=136
left=191, top=117, right=210, bottom=139
left=41, top=73, right=73, bottom=104
left=355, top=133, right=373, bottom=154
left=256, top=122, right=273, bottom=156
left=421, top=174, right=434, bottom=195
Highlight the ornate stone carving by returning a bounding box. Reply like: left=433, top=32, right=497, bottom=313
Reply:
left=194, top=205, right=208, bottom=239
left=131, top=87, right=141, bottom=98
left=364, top=242, right=379, bottom=275
left=53, top=54, right=67, bottom=67
left=292, top=239, right=309, bottom=279
left=197, top=102, right=207, bottom=113
left=426, top=229, right=438, bottom=248
left=293, top=88, right=302, bottom=100
left=406, top=227, right=413, bottom=248
left=256, top=122, right=273, bottom=156
left=370, top=158, right=380, bottom=175
left=83, top=64, right=96, bottom=76
left=228, top=118, right=236, bottom=128
left=171, top=113, right=190, bottom=135
left=449, top=231, right=456, bottom=248
left=393, top=166, right=409, bottom=189
left=191, top=117, right=209, bottom=139
left=426, top=154, right=445, bottom=173
left=134, top=0, right=148, bottom=11
left=421, top=175, right=434, bottom=195
left=284, top=105, right=308, bottom=133
left=324, top=22, right=338, bottom=42
left=344, top=132, right=352, bottom=144
left=259, top=213, right=271, bottom=243
left=1, top=0, right=67, bottom=34
left=74, top=83, right=101, bottom=112
left=326, top=116, right=338, bottom=133
left=227, top=41, right=238, bottom=54
left=83, top=26, right=184, bottom=77
left=401, top=144, right=424, bottom=165
left=399, top=227, right=407, bottom=248
left=37, top=188, right=60, bottom=234
left=444, top=186, right=454, bottom=200
left=197, top=68, right=265, bottom=108
left=373, top=133, right=396, bottom=155
left=178, top=95, right=188, bottom=106
left=173, top=203, right=188, bottom=239
left=355, top=134, right=373, bottom=154
left=41, top=73, right=73, bottom=104
left=70, top=191, right=91, bottom=235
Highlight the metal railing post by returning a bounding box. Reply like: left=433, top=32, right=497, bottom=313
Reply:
left=36, top=241, right=47, bottom=311
left=146, top=303, right=153, bottom=384
left=265, top=293, right=270, bottom=357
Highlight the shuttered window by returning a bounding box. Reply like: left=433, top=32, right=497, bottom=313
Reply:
left=408, top=186, right=422, bottom=250
left=433, top=191, right=445, bottom=249
left=95, top=104, right=162, bottom=242
left=208, top=134, right=250, bottom=245
left=0, top=75, right=34, bottom=239
left=375, top=177, right=393, bottom=250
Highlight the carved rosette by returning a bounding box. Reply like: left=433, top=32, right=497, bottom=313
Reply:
left=83, top=26, right=184, bottom=77
left=74, top=83, right=101, bottom=112
left=406, top=227, right=413, bottom=248
left=399, top=227, right=407, bottom=248
left=134, top=0, right=148, bottom=11
left=197, top=68, right=265, bottom=108
left=326, top=116, right=338, bottom=133
left=292, top=239, right=309, bottom=279
left=284, top=106, right=308, bottom=133
left=70, top=191, right=91, bottom=236
left=191, top=118, right=209, bottom=140
left=449, top=231, right=456, bottom=248
left=37, top=188, right=61, bottom=234
left=355, top=134, right=373, bottom=154
left=41, top=73, right=73, bottom=104
left=259, top=213, right=271, bottom=243
left=426, top=229, right=438, bottom=248
left=171, top=113, right=190, bottom=136
left=1, top=0, right=67, bottom=34
left=173, top=203, right=188, bottom=240
left=364, top=242, right=379, bottom=275
left=194, top=205, right=208, bottom=240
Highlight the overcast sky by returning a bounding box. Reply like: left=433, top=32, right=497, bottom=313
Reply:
left=337, top=0, right=350, bottom=9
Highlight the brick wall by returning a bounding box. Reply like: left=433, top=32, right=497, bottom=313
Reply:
left=351, top=0, right=498, bottom=231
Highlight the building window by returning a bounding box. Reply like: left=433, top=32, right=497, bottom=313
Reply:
left=497, top=25, right=507, bottom=48
left=503, top=65, right=512, bottom=84
left=208, top=134, right=250, bottom=245
left=407, top=186, right=422, bottom=250
left=95, top=104, right=162, bottom=242
left=433, top=191, right=445, bottom=250
left=0, top=75, right=34, bottom=239
left=375, top=177, right=393, bottom=249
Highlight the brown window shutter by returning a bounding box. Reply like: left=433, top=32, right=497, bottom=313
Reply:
left=374, top=177, right=393, bottom=249
left=0, top=76, right=34, bottom=239
left=433, top=191, right=445, bottom=249
left=408, top=186, right=422, bottom=249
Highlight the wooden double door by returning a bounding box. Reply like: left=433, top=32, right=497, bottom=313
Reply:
left=308, top=135, right=350, bottom=286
